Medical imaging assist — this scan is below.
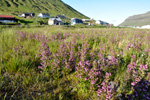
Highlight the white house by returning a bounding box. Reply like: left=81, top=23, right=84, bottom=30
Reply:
left=95, top=20, right=109, bottom=25
left=37, top=13, right=50, bottom=18
left=20, top=13, right=35, bottom=18
left=48, top=18, right=63, bottom=25
left=135, top=25, right=150, bottom=29
left=71, top=18, right=83, bottom=25
left=141, top=25, right=150, bottom=29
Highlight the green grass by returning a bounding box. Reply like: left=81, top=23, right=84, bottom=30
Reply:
left=0, top=26, right=150, bottom=100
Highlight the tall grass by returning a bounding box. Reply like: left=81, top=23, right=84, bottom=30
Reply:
left=0, top=26, right=150, bottom=100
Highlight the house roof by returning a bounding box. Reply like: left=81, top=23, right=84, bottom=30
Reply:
left=96, top=20, right=109, bottom=24
left=49, top=18, right=61, bottom=21
left=82, top=19, right=90, bottom=22
left=71, top=18, right=82, bottom=20
left=0, top=15, right=14, bottom=18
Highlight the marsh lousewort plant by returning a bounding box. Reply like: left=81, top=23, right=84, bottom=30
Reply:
left=1, top=27, right=150, bottom=100
left=37, top=35, right=52, bottom=72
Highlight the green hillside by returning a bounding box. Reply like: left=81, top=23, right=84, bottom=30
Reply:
left=0, top=0, right=88, bottom=19
left=119, top=11, right=150, bottom=26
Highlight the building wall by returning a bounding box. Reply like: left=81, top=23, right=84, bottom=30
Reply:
left=38, top=13, right=42, bottom=17
left=95, top=20, right=100, bottom=24
left=71, top=19, right=83, bottom=25
left=21, top=14, right=25, bottom=17
left=0, top=20, right=16, bottom=23
left=48, top=20, right=54, bottom=25
left=48, top=19, right=63, bottom=25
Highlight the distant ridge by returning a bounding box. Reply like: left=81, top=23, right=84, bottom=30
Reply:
left=0, top=0, right=88, bottom=19
left=119, top=11, right=150, bottom=26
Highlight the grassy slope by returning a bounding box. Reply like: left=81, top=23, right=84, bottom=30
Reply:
left=0, top=0, right=88, bottom=24
left=120, top=11, right=150, bottom=26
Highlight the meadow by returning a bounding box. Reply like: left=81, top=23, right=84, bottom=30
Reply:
left=0, top=26, right=150, bottom=100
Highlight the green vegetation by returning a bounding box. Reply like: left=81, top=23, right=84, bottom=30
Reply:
left=120, top=11, right=150, bottom=26
left=0, top=0, right=87, bottom=18
left=0, top=26, right=150, bottom=100
left=0, top=0, right=88, bottom=25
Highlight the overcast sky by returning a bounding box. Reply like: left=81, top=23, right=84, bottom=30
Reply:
left=62, top=0, right=150, bottom=26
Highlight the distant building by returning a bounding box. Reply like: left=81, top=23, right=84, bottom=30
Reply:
left=48, top=18, right=63, bottom=25
left=21, top=13, right=35, bottom=18
left=82, top=19, right=90, bottom=22
left=37, top=13, right=50, bottom=18
left=71, top=18, right=83, bottom=25
left=135, top=25, right=150, bottom=29
left=141, top=25, right=150, bottom=29
left=95, top=20, right=109, bottom=26
left=0, top=15, right=18, bottom=24
left=82, top=19, right=95, bottom=26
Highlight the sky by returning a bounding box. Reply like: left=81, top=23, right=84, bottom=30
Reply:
left=62, top=0, right=150, bottom=26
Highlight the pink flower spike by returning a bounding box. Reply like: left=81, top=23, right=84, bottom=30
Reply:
left=39, top=71, right=42, bottom=73
left=84, top=78, right=87, bottom=81
left=131, top=55, right=135, bottom=58
left=131, top=82, right=135, bottom=86
left=38, top=66, right=43, bottom=69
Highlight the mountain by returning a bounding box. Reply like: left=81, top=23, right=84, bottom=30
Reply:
left=119, top=11, right=150, bottom=26
left=0, top=0, right=88, bottom=19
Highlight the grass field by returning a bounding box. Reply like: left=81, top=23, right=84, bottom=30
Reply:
left=0, top=26, right=150, bottom=100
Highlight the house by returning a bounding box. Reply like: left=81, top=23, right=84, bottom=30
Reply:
left=48, top=18, right=63, bottom=25
left=82, top=19, right=90, bottom=22
left=71, top=18, right=83, bottom=25
left=37, top=13, right=50, bottom=18
left=82, top=19, right=94, bottom=26
left=20, top=13, right=35, bottom=18
left=95, top=20, right=109, bottom=26
left=141, top=25, right=150, bottom=29
left=0, top=15, right=18, bottom=24
left=56, top=15, right=66, bottom=19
